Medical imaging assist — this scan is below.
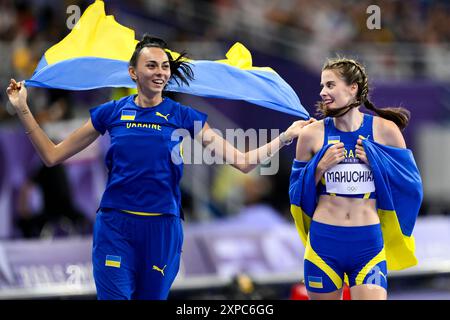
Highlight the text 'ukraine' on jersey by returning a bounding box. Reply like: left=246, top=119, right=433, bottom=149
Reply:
left=90, top=95, right=207, bottom=216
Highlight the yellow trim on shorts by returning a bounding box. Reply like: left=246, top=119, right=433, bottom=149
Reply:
left=180, top=141, right=184, bottom=160
left=121, top=210, right=162, bottom=216
left=355, top=246, right=386, bottom=285
left=363, top=192, right=371, bottom=199
left=305, top=235, right=343, bottom=290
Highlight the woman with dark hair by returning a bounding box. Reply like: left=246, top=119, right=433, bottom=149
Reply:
left=7, top=35, right=314, bottom=300
left=290, top=57, right=421, bottom=300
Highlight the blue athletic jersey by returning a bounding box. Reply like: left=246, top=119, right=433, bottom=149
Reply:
left=318, top=114, right=376, bottom=199
left=90, top=95, right=207, bottom=216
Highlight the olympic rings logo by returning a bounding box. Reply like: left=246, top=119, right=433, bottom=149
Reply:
left=347, top=186, right=357, bottom=192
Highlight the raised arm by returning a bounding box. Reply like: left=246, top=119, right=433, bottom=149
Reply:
left=6, top=79, right=100, bottom=167
left=199, top=119, right=315, bottom=173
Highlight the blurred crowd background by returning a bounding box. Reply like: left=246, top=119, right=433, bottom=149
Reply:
left=0, top=0, right=450, bottom=300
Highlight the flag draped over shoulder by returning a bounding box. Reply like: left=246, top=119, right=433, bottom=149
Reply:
left=289, top=139, right=423, bottom=271
left=26, top=0, right=309, bottom=119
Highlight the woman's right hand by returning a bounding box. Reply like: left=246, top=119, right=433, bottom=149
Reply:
left=317, top=142, right=345, bottom=173
left=284, top=118, right=317, bottom=141
left=6, top=79, right=28, bottom=110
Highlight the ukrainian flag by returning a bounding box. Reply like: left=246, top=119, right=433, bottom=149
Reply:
left=25, top=0, right=309, bottom=119
left=120, top=110, right=136, bottom=121
left=308, top=276, right=323, bottom=289
left=105, top=255, right=121, bottom=268
left=327, top=136, right=341, bottom=144
left=289, top=139, right=423, bottom=271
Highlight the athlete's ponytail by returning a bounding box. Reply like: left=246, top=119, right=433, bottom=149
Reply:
left=129, top=34, right=194, bottom=87
left=363, top=100, right=410, bottom=131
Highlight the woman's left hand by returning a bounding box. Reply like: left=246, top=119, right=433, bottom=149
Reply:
left=355, top=138, right=369, bottom=165
left=284, top=118, right=316, bottom=140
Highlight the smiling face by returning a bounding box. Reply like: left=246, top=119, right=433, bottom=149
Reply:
left=320, top=69, right=358, bottom=110
left=129, top=47, right=171, bottom=96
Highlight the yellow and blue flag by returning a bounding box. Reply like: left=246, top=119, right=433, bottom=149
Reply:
left=105, top=255, right=121, bottom=268
left=308, top=276, right=323, bottom=289
left=289, top=139, right=423, bottom=271
left=120, top=110, right=136, bottom=121
left=327, top=136, right=340, bottom=144
left=25, top=0, right=309, bottom=119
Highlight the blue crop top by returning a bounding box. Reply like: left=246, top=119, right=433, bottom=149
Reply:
left=317, top=114, right=376, bottom=199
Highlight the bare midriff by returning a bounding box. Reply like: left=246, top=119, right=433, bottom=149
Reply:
left=313, top=195, right=379, bottom=226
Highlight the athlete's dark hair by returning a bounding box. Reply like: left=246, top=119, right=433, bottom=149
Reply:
left=129, top=34, right=194, bottom=87
left=316, top=57, right=410, bottom=130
